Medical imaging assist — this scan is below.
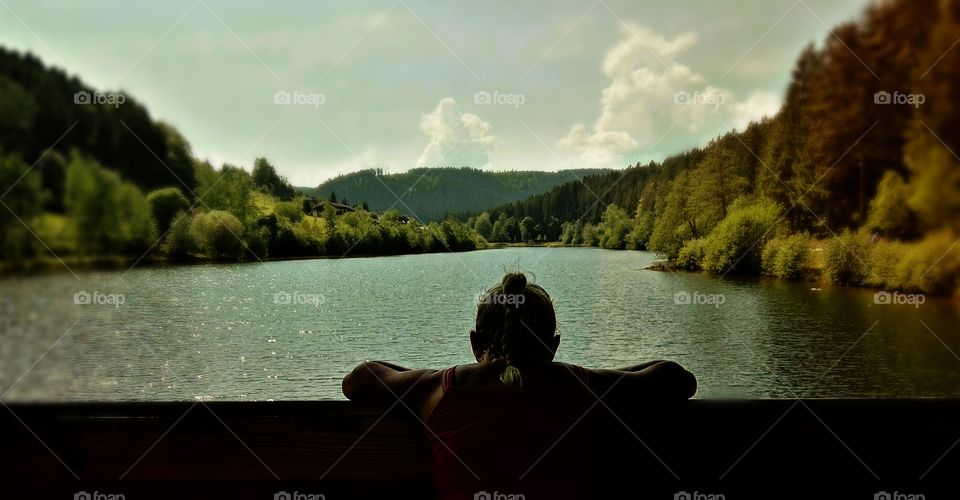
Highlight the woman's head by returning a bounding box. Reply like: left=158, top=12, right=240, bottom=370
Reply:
left=470, top=272, right=560, bottom=387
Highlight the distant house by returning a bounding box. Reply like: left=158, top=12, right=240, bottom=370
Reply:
left=303, top=199, right=356, bottom=217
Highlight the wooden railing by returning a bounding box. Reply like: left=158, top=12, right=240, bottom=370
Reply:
left=2, top=400, right=959, bottom=498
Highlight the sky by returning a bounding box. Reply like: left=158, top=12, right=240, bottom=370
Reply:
left=1, top=0, right=869, bottom=186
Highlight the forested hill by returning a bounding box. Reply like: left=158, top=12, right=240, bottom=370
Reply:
left=472, top=150, right=707, bottom=227
left=0, top=48, right=195, bottom=205
left=299, top=167, right=611, bottom=222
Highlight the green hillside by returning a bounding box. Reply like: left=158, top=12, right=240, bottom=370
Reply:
left=299, top=167, right=612, bottom=222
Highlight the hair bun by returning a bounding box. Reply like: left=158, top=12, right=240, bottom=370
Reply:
left=502, top=272, right=527, bottom=295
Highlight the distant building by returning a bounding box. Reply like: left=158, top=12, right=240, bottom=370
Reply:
left=303, top=199, right=355, bottom=216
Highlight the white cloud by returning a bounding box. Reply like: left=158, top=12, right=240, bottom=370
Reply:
left=416, top=97, right=499, bottom=167
left=731, top=90, right=781, bottom=130
left=556, top=124, right=638, bottom=167
left=558, top=23, right=781, bottom=167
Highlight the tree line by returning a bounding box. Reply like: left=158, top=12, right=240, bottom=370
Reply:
left=1, top=150, right=482, bottom=268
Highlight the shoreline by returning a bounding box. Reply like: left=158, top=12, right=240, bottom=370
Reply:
left=642, top=256, right=960, bottom=300
left=0, top=245, right=493, bottom=278
left=0, top=241, right=611, bottom=277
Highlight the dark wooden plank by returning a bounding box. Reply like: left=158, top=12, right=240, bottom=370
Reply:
left=2, top=400, right=959, bottom=498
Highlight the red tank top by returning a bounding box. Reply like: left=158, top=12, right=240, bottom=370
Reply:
left=425, top=364, right=599, bottom=500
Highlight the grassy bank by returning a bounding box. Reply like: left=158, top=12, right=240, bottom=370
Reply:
left=641, top=232, right=958, bottom=298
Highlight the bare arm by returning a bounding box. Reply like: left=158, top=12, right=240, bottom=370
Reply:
left=616, top=360, right=673, bottom=372
left=366, top=360, right=410, bottom=371
left=589, top=361, right=697, bottom=404
left=341, top=361, right=441, bottom=407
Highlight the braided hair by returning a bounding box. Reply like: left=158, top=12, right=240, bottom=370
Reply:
left=474, top=272, right=558, bottom=388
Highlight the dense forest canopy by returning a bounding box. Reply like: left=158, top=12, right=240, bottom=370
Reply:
left=0, top=48, right=196, bottom=196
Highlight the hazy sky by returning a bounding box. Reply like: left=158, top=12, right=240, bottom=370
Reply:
left=1, top=0, right=868, bottom=186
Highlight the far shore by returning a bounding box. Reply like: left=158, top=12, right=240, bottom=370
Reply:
left=0, top=242, right=590, bottom=277
left=0, top=246, right=493, bottom=277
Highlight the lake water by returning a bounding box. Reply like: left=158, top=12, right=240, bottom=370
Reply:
left=2, top=247, right=959, bottom=401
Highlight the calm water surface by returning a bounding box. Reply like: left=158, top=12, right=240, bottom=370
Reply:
left=2, top=248, right=959, bottom=401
